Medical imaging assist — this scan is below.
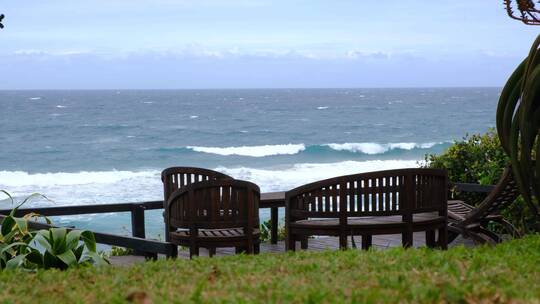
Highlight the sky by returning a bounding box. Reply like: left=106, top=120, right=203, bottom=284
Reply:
left=1, top=0, right=539, bottom=89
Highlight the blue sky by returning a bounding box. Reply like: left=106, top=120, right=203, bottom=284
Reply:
left=1, top=0, right=539, bottom=89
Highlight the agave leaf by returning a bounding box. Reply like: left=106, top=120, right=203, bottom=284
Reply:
left=66, top=230, right=82, bottom=250
left=80, top=231, right=97, bottom=252
left=33, top=232, right=52, bottom=252
left=83, top=251, right=109, bottom=267
left=14, top=193, right=51, bottom=210
left=74, top=244, right=84, bottom=261
left=0, top=190, right=14, bottom=206
left=51, top=228, right=67, bottom=254
left=1, top=216, right=15, bottom=236
left=497, top=58, right=525, bottom=153
left=0, top=242, right=28, bottom=256
left=1, top=229, right=20, bottom=244
left=25, top=248, right=43, bottom=267
left=43, top=250, right=58, bottom=269
left=5, top=254, right=27, bottom=270
left=57, top=250, right=77, bottom=267
left=13, top=217, right=28, bottom=235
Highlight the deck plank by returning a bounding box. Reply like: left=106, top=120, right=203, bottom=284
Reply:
left=110, top=233, right=474, bottom=265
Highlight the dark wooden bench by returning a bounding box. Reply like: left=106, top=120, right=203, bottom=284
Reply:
left=285, top=168, right=448, bottom=250
left=167, top=179, right=261, bottom=258
left=161, top=167, right=233, bottom=243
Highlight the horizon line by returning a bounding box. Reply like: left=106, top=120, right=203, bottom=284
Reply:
left=0, top=86, right=502, bottom=91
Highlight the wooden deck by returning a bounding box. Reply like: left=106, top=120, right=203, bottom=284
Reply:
left=109, top=233, right=474, bottom=266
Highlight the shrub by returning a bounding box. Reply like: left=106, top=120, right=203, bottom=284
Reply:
left=423, top=130, right=539, bottom=233
left=259, top=219, right=285, bottom=242
left=0, top=191, right=108, bottom=270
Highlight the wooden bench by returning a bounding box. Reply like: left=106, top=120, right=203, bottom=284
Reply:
left=285, top=168, right=448, bottom=250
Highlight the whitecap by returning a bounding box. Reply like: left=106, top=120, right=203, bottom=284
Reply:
left=187, top=144, right=306, bottom=157
left=317, top=106, right=329, bottom=110
left=324, top=142, right=440, bottom=155
left=189, top=115, right=199, bottom=119
left=56, top=105, right=66, bottom=108
left=29, top=97, right=41, bottom=100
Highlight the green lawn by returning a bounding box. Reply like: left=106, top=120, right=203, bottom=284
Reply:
left=1, top=236, right=540, bottom=303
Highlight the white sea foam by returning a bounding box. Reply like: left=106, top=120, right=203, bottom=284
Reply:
left=317, top=106, right=329, bottom=110
left=29, top=97, right=41, bottom=100
left=0, top=170, right=162, bottom=207
left=189, top=115, right=199, bottom=119
left=56, top=105, right=66, bottom=108
left=325, top=142, right=440, bottom=155
left=0, top=160, right=419, bottom=208
left=187, top=144, right=306, bottom=157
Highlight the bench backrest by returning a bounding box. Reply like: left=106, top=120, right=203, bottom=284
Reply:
left=167, top=179, right=260, bottom=231
left=161, top=167, right=232, bottom=204
left=285, top=168, right=447, bottom=221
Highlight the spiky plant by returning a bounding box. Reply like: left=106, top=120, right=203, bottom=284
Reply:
left=497, top=34, right=540, bottom=227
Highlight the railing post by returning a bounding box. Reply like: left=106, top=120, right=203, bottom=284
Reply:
left=271, top=207, right=278, bottom=244
left=131, top=204, right=147, bottom=256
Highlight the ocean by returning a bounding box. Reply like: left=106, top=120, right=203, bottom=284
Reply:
left=0, top=88, right=499, bottom=238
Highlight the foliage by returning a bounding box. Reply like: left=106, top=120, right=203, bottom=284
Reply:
left=496, top=34, right=540, bottom=227
left=424, top=129, right=508, bottom=186
left=109, top=246, right=134, bottom=257
left=259, top=219, right=285, bottom=242
left=0, top=191, right=108, bottom=270
left=0, top=236, right=540, bottom=303
left=423, top=131, right=538, bottom=233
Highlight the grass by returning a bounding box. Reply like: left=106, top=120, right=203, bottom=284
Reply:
left=1, top=236, right=540, bottom=303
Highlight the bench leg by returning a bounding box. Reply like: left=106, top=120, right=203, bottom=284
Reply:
left=189, top=246, right=199, bottom=259
left=286, top=234, right=296, bottom=251
left=300, top=236, right=308, bottom=250
left=402, top=230, right=413, bottom=248
left=208, top=247, right=216, bottom=257
left=438, top=226, right=448, bottom=250
left=339, top=233, right=348, bottom=250
left=362, top=235, right=372, bottom=250
left=426, top=230, right=436, bottom=248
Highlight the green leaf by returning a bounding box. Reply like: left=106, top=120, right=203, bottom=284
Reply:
left=5, top=253, right=28, bottom=270
left=1, top=216, right=15, bottom=236
left=84, top=251, right=109, bottom=267
left=81, top=231, right=97, bottom=252
left=13, top=217, right=28, bottom=235
left=33, top=233, right=52, bottom=252
left=66, top=230, right=82, bottom=250
left=57, top=250, right=77, bottom=267
left=0, top=190, right=14, bottom=206
left=43, top=251, right=58, bottom=269
left=74, top=244, right=84, bottom=261
left=26, top=248, right=43, bottom=267
left=0, top=242, right=28, bottom=255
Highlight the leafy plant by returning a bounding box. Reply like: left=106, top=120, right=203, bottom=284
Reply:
left=110, top=246, right=134, bottom=257
left=259, top=219, right=285, bottom=242
left=0, top=190, right=108, bottom=270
